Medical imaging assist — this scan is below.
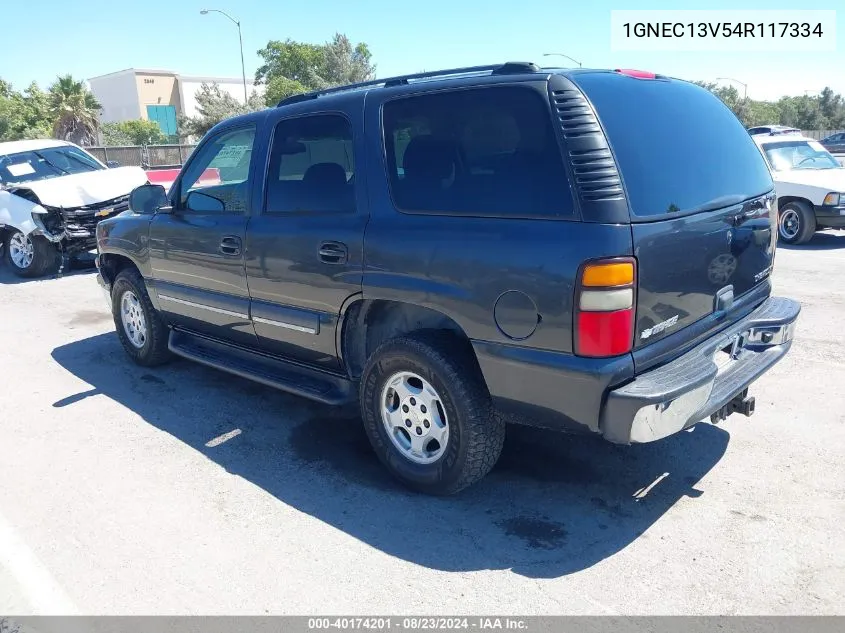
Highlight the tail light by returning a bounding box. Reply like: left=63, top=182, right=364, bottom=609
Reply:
left=575, top=258, right=636, bottom=357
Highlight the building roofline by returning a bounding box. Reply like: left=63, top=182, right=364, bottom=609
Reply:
left=177, top=74, right=257, bottom=85
left=88, top=68, right=177, bottom=81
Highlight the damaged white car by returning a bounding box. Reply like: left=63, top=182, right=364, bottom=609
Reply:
left=0, top=139, right=148, bottom=277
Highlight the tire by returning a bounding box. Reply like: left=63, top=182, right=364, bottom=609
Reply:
left=111, top=268, right=172, bottom=367
left=778, top=201, right=816, bottom=245
left=4, top=230, right=59, bottom=278
left=359, top=331, right=505, bottom=495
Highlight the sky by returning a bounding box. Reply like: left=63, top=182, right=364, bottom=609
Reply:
left=2, top=0, right=843, bottom=102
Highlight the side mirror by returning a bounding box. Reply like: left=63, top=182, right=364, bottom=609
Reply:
left=184, top=190, right=225, bottom=213
left=129, top=184, right=168, bottom=215
left=106, top=160, right=120, bottom=168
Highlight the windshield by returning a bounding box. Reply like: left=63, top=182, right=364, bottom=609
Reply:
left=762, top=140, right=842, bottom=171
left=0, top=145, right=104, bottom=185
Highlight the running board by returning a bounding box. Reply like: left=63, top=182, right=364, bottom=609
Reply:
left=168, top=329, right=356, bottom=406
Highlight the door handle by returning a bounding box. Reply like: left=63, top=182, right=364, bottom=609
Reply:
left=318, top=241, right=348, bottom=264
left=219, top=235, right=242, bottom=256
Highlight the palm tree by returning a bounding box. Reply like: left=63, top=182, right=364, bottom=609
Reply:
left=48, top=75, right=101, bottom=145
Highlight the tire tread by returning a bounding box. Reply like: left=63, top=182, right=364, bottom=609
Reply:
left=112, top=268, right=171, bottom=367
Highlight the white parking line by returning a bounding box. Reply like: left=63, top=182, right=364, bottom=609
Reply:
left=0, top=511, right=78, bottom=615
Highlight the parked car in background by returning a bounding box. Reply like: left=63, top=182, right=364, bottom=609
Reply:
left=96, top=63, right=799, bottom=494
left=748, top=125, right=802, bottom=137
left=819, top=132, right=845, bottom=154
left=753, top=134, right=845, bottom=244
left=0, top=139, right=148, bottom=277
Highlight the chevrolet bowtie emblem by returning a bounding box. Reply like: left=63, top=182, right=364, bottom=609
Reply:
left=94, top=208, right=113, bottom=218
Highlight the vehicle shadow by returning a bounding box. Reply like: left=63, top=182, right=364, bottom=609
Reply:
left=0, top=258, right=97, bottom=285
left=779, top=230, right=845, bottom=251
left=51, top=332, right=730, bottom=579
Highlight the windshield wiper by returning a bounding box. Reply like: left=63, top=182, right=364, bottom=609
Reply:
left=32, top=151, right=71, bottom=176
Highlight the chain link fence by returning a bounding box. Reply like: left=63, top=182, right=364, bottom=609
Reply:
left=85, top=144, right=197, bottom=169
left=801, top=129, right=844, bottom=140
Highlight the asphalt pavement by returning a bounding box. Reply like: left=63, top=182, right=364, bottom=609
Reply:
left=0, top=233, right=844, bottom=615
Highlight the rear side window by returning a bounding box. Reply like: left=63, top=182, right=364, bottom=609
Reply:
left=382, top=86, right=574, bottom=218
left=264, top=114, right=355, bottom=214
left=574, top=74, right=773, bottom=218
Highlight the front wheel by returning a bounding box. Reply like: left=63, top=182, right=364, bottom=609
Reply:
left=4, top=230, right=59, bottom=278
left=778, top=202, right=816, bottom=245
left=359, top=331, right=505, bottom=495
left=111, top=268, right=172, bottom=367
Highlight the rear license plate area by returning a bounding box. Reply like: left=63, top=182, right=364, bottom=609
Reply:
left=714, top=332, right=747, bottom=372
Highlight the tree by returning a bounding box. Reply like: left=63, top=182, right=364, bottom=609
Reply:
left=0, top=80, right=52, bottom=141
left=322, top=33, right=375, bottom=85
left=818, top=87, right=845, bottom=128
left=255, top=33, right=375, bottom=106
left=264, top=76, right=309, bottom=106
left=48, top=75, right=101, bottom=145
left=101, top=119, right=166, bottom=146
left=255, top=40, right=326, bottom=88
left=694, top=80, right=845, bottom=131
left=178, top=83, right=264, bottom=140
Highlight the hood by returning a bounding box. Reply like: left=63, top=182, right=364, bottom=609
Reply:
left=13, top=166, right=148, bottom=208
left=774, top=168, right=845, bottom=191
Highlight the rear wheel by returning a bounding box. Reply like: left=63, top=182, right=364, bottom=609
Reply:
left=359, top=331, right=505, bottom=495
left=4, top=230, right=59, bottom=278
left=111, top=268, right=172, bottom=367
left=778, top=201, right=816, bottom=245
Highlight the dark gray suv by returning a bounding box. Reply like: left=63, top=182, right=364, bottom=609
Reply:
left=95, top=62, right=800, bottom=494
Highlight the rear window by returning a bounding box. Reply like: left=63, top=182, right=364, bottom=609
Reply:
left=574, top=74, right=773, bottom=218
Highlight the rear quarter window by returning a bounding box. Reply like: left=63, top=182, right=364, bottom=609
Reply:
left=574, top=74, right=773, bottom=219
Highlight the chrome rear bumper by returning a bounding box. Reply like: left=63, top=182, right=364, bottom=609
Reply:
left=601, top=297, right=800, bottom=444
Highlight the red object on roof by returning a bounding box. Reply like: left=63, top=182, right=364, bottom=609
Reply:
left=615, top=69, right=656, bottom=79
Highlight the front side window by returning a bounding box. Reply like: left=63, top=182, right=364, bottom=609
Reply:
left=0, top=146, right=104, bottom=185
left=382, top=86, right=573, bottom=218
left=178, top=126, right=256, bottom=214
left=264, top=114, right=355, bottom=214
left=762, top=140, right=842, bottom=171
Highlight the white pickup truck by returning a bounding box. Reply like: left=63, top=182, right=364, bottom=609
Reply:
left=0, top=139, right=148, bottom=277
left=752, top=133, right=845, bottom=244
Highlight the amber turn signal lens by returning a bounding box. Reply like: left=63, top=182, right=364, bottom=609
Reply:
left=581, top=262, right=634, bottom=287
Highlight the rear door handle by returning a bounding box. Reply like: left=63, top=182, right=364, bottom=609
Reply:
left=219, top=235, right=242, bottom=256
left=318, top=241, right=348, bottom=264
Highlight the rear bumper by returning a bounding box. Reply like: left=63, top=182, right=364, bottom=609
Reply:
left=601, top=296, right=800, bottom=444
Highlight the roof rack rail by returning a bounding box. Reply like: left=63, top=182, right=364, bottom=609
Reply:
left=276, top=62, right=539, bottom=107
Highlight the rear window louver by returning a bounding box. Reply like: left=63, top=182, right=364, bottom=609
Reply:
left=552, top=88, right=624, bottom=203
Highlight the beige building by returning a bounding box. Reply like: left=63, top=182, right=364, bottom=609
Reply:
left=88, top=68, right=262, bottom=137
